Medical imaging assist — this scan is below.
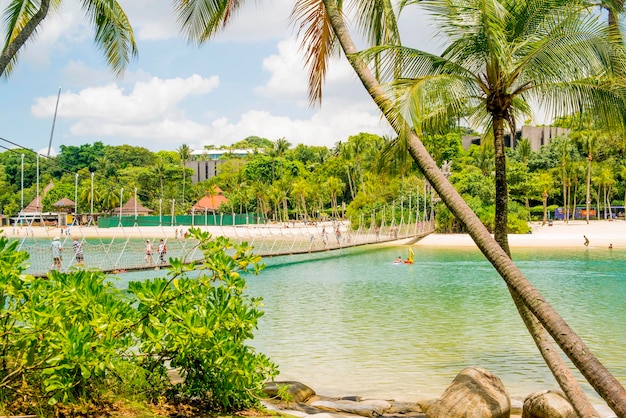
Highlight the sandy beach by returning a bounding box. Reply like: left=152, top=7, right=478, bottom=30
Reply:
left=414, top=219, right=626, bottom=249
left=9, top=219, right=626, bottom=250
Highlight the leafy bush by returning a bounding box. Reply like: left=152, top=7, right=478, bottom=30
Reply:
left=0, top=229, right=277, bottom=416
left=129, top=232, right=278, bottom=411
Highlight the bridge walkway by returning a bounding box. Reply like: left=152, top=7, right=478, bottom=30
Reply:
left=12, top=220, right=435, bottom=277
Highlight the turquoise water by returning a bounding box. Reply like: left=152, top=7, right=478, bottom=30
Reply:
left=113, top=245, right=626, bottom=404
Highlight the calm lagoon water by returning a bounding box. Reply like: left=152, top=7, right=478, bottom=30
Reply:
left=114, top=245, right=626, bottom=404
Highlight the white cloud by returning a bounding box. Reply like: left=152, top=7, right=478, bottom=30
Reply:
left=256, top=39, right=308, bottom=102
left=30, top=75, right=220, bottom=150
left=196, top=98, right=392, bottom=150
left=32, top=74, right=219, bottom=122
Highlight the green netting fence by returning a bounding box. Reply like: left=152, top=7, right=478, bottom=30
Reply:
left=97, top=213, right=264, bottom=228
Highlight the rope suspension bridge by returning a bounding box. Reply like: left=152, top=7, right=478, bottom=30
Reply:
left=12, top=213, right=434, bottom=278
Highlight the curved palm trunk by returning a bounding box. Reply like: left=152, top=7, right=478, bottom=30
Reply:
left=508, top=290, right=600, bottom=417
left=0, top=0, right=50, bottom=77
left=321, top=1, right=626, bottom=414
left=493, top=118, right=511, bottom=254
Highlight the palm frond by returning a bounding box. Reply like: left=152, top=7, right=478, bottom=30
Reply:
left=291, top=0, right=336, bottom=106
left=351, top=0, right=401, bottom=47
left=530, top=77, right=626, bottom=132
left=175, top=0, right=246, bottom=43
left=83, top=0, right=138, bottom=77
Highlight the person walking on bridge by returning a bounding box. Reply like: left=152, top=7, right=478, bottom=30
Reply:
left=157, top=239, right=167, bottom=265
left=50, top=236, right=63, bottom=270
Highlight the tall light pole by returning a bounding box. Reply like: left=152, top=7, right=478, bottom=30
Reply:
left=171, top=199, right=175, bottom=227
left=90, top=172, right=94, bottom=222
left=20, top=154, right=24, bottom=212
left=74, top=173, right=78, bottom=225
left=36, top=154, right=40, bottom=213
left=118, top=188, right=124, bottom=227
left=159, top=198, right=162, bottom=226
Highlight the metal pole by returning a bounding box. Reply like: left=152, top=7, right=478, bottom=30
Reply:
left=171, top=199, right=175, bottom=226
left=20, top=154, right=24, bottom=212
left=36, top=154, right=40, bottom=212
left=74, top=173, right=78, bottom=225
left=90, top=172, right=94, bottom=220
left=118, top=188, right=124, bottom=226
left=159, top=198, right=162, bottom=226
left=47, top=87, right=61, bottom=157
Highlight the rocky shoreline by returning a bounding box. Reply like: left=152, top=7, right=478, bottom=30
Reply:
left=262, top=367, right=618, bottom=418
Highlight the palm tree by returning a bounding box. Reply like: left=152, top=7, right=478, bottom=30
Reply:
left=534, top=171, right=555, bottom=225
left=357, top=0, right=626, bottom=255
left=173, top=0, right=626, bottom=414
left=0, top=0, right=137, bottom=77
left=312, top=2, right=626, bottom=414
left=577, top=130, right=599, bottom=224
left=515, top=138, right=532, bottom=212
left=597, top=163, right=615, bottom=219
left=325, top=176, right=345, bottom=218
left=178, top=144, right=191, bottom=206
left=153, top=159, right=166, bottom=199
left=291, top=178, right=312, bottom=222
left=348, top=134, right=368, bottom=194
left=620, top=164, right=626, bottom=218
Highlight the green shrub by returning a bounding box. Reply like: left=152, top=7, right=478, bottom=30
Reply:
left=0, top=230, right=277, bottom=415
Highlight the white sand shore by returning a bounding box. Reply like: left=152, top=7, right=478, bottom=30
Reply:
left=415, top=220, right=626, bottom=249
left=8, top=219, right=625, bottom=250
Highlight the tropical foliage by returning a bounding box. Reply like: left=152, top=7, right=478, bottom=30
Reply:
left=5, top=125, right=626, bottom=234
left=0, top=229, right=276, bottom=415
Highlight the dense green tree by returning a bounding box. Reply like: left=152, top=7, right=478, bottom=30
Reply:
left=360, top=0, right=626, bottom=255
left=178, top=144, right=192, bottom=206
left=105, top=145, right=156, bottom=169
left=231, top=136, right=273, bottom=150
left=54, top=142, right=109, bottom=175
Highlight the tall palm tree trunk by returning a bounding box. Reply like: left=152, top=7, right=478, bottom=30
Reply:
left=346, top=166, right=355, bottom=198
left=493, top=117, right=510, bottom=254
left=321, top=1, right=625, bottom=414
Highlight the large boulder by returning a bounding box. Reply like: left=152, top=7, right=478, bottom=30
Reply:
left=426, top=367, right=511, bottom=418
left=263, top=381, right=316, bottom=403
left=522, top=390, right=577, bottom=418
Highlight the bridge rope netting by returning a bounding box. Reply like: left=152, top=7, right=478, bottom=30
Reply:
left=12, top=206, right=434, bottom=278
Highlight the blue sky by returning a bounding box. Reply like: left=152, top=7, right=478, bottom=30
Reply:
left=0, top=0, right=443, bottom=155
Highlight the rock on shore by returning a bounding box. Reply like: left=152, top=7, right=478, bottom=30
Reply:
left=262, top=367, right=618, bottom=418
